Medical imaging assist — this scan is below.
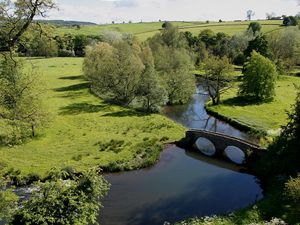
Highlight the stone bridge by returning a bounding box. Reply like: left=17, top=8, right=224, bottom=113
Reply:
left=183, top=129, right=264, bottom=164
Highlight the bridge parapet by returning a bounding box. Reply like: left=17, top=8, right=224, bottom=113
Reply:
left=184, top=129, right=264, bottom=164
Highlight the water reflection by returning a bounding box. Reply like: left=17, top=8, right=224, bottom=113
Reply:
left=225, top=146, right=246, bottom=165
left=163, top=85, right=253, bottom=141
left=195, top=137, right=216, bottom=156
left=100, top=146, right=263, bottom=225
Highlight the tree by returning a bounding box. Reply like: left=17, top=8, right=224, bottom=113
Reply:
left=247, top=10, right=255, bottom=21
left=150, top=44, right=195, bottom=104
left=283, top=16, right=298, bottom=26
left=137, top=46, right=167, bottom=112
left=198, top=29, right=216, bottom=47
left=239, top=51, right=277, bottom=101
left=0, top=58, right=48, bottom=144
left=247, top=22, right=262, bottom=35
left=10, top=168, right=110, bottom=225
left=203, top=55, right=234, bottom=105
left=229, top=33, right=253, bottom=65
left=257, top=88, right=300, bottom=177
left=84, top=41, right=144, bottom=106
left=74, top=35, right=89, bottom=57
left=160, top=23, right=187, bottom=48
left=0, top=0, right=56, bottom=52
left=244, top=35, right=269, bottom=58
left=268, top=27, right=300, bottom=73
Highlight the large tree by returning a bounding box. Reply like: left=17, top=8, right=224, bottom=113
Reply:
left=268, top=27, right=300, bottom=73
left=84, top=41, right=145, bottom=106
left=239, top=51, right=277, bottom=101
left=0, top=0, right=56, bottom=53
left=203, top=55, right=234, bottom=105
left=244, top=35, right=269, bottom=58
left=137, top=45, right=167, bottom=112
left=0, top=58, right=48, bottom=144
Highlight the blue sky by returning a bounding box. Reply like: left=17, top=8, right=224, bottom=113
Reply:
left=48, top=0, right=299, bottom=24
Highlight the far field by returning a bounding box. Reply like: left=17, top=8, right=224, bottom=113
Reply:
left=207, top=75, right=300, bottom=134
left=0, top=58, right=185, bottom=178
left=54, top=20, right=283, bottom=40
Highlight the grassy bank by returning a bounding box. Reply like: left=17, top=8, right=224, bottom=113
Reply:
left=206, top=75, right=300, bottom=135
left=54, top=20, right=283, bottom=41
left=0, top=57, right=185, bottom=181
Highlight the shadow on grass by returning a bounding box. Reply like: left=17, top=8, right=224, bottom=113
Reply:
left=54, top=82, right=90, bottom=92
left=59, top=75, right=86, bottom=81
left=59, top=102, right=108, bottom=115
left=103, top=110, right=149, bottom=117
left=221, top=96, right=272, bottom=107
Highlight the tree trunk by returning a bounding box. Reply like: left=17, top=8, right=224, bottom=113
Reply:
left=31, top=125, right=35, bottom=137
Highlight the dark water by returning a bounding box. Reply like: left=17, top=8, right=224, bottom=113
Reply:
left=99, top=85, right=263, bottom=225
left=164, top=85, right=254, bottom=142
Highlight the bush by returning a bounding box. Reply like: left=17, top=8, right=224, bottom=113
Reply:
left=58, top=49, right=75, bottom=57
left=285, top=174, right=300, bottom=220
left=10, top=168, right=110, bottom=225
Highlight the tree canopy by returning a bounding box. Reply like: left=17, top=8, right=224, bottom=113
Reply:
left=239, top=51, right=277, bottom=101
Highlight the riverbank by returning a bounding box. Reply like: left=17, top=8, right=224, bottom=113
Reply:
left=206, top=75, right=300, bottom=139
left=0, top=57, right=186, bottom=184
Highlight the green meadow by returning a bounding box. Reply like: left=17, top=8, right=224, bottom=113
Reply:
left=207, top=75, right=300, bottom=134
left=0, top=57, right=185, bottom=178
left=55, top=20, right=283, bottom=40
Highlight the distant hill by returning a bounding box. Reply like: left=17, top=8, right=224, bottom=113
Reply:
left=53, top=20, right=283, bottom=41
left=35, top=20, right=97, bottom=26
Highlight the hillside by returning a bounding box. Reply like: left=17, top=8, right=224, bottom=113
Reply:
left=54, top=20, right=283, bottom=40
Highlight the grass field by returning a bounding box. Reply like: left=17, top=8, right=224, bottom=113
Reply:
left=55, top=20, right=283, bottom=40
left=207, top=75, right=300, bottom=134
left=0, top=57, right=185, bottom=179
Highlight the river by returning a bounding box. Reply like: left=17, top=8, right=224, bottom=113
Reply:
left=99, top=85, right=263, bottom=225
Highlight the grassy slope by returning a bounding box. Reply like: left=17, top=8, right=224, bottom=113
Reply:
left=207, top=76, right=300, bottom=134
left=55, top=20, right=283, bottom=40
left=0, top=57, right=185, bottom=177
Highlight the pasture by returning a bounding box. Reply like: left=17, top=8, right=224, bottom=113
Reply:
left=0, top=57, right=185, bottom=178
left=55, top=20, right=283, bottom=40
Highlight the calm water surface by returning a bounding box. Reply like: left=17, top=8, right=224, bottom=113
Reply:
left=99, top=85, right=263, bottom=225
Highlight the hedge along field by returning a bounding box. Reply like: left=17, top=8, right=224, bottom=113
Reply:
left=55, top=20, right=283, bottom=41
left=0, top=57, right=185, bottom=178
left=206, top=75, right=300, bottom=135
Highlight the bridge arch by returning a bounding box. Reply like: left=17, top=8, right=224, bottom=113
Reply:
left=184, top=129, right=263, bottom=164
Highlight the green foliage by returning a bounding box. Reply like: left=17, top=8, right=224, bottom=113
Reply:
left=268, top=27, right=300, bottom=74
left=247, top=22, right=262, bottom=35
left=0, top=0, right=55, bottom=52
left=203, top=55, right=234, bottom=105
left=0, top=57, right=49, bottom=145
left=0, top=57, right=185, bottom=178
left=244, top=35, right=269, bottom=58
left=239, top=51, right=277, bottom=101
left=137, top=45, right=167, bottom=112
left=160, top=48, right=195, bottom=104
left=148, top=24, right=195, bottom=104
left=283, top=16, right=298, bottom=26
left=286, top=174, right=300, bottom=218
left=84, top=41, right=144, bottom=105
left=259, top=90, right=300, bottom=176
left=74, top=35, right=89, bottom=57
left=10, top=168, right=110, bottom=225
left=0, top=179, right=19, bottom=223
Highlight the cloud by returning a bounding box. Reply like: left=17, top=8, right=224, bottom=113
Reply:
left=114, top=0, right=138, bottom=8
left=48, top=0, right=300, bottom=24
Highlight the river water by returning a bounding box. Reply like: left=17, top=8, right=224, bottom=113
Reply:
left=99, top=86, right=263, bottom=225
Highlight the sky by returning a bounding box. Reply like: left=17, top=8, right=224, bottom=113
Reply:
left=47, top=0, right=300, bottom=24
